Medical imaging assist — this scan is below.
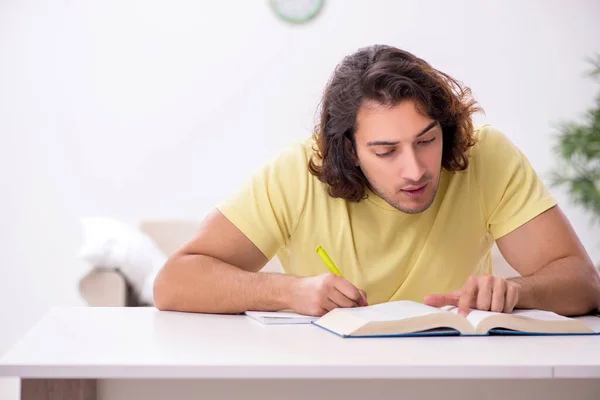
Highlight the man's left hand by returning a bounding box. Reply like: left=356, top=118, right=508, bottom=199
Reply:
left=423, top=275, right=520, bottom=316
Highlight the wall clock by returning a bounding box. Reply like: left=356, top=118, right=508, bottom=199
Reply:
left=269, top=0, right=324, bottom=24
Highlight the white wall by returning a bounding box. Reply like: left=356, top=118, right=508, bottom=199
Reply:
left=1, top=0, right=599, bottom=394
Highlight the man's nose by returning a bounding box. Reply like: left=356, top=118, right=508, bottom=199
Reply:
left=401, top=150, right=426, bottom=182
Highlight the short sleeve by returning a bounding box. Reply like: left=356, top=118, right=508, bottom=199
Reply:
left=473, top=125, right=558, bottom=240
left=216, top=141, right=310, bottom=259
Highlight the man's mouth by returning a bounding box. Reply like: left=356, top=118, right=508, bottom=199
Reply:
left=400, top=183, right=428, bottom=198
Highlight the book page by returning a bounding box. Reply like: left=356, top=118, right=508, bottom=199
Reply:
left=342, top=300, right=446, bottom=322
left=445, top=306, right=501, bottom=327
left=446, top=306, right=573, bottom=328
left=509, top=309, right=571, bottom=321
left=466, top=309, right=502, bottom=327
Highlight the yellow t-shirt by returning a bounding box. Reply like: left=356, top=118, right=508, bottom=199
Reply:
left=217, top=125, right=557, bottom=305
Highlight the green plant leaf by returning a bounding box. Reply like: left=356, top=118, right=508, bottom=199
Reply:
left=550, top=54, right=600, bottom=227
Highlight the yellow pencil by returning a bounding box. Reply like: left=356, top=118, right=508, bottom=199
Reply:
left=315, top=245, right=343, bottom=277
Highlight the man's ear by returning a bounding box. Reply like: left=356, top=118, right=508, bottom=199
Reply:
left=344, top=136, right=359, bottom=167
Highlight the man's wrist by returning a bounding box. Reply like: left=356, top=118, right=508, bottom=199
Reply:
left=263, top=273, right=299, bottom=311
left=507, top=276, right=533, bottom=309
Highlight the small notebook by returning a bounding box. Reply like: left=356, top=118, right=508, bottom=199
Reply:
left=244, top=310, right=319, bottom=325
left=311, top=300, right=600, bottom=337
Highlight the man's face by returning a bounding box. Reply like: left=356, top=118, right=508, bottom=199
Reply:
left=353, top=99, right=443, bottom=214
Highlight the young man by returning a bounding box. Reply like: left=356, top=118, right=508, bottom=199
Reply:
left=154, top=45, right=600, bottom=317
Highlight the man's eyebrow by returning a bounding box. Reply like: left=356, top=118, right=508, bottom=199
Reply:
left=366, top=121, right=438, bottom=146
left=415, top=121, right=438, bottom=137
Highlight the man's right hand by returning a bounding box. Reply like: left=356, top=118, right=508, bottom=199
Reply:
left=288, top=273, right=368, bottom=316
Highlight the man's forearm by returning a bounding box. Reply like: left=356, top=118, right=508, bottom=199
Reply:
left=153, top=254, right=297, bottom=314
left=509, top=255, right=600, bottom=316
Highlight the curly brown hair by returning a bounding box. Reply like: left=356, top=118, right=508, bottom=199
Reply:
left=308, top=44, right=481, bottom=202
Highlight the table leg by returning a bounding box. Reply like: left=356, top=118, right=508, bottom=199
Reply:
left=21, top=379, right=96, bottom=400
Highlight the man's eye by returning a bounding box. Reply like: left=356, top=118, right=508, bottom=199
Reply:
left=375, top=150, right=394, bottom=158
left=418, top=137, right=436, bottom=145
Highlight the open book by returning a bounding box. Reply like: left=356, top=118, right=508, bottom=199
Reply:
left=312, top=300, right=599, bottom=337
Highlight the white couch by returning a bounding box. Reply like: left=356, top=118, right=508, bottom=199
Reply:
left=77, top=220, right=519, bottom=307
left=77, top=220, right=284, bottom=307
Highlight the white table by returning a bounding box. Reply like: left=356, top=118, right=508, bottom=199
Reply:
left=1, top=307, right=600, bottom=400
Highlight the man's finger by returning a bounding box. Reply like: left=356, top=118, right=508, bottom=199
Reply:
left=423, top=292, right=460, bottom=308
left=504, top=283, right=519, bottom=313
left=332, top=277, right=363, bottom=303
left=359, top=290, right=369, bottom=306
left=320, top=297, right=340, bottom=312
left=491, top=278, right=506, bottom=313
left=329, top=287, right=359, bottom=308
left=458, top=277, right=478, bottom=317
left=476, top=275, right=494, bottom=311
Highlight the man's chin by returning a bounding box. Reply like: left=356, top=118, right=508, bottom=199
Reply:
left=386, top=194, right=436, bottom=214
left=393, top=203, right=432, bottom=214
